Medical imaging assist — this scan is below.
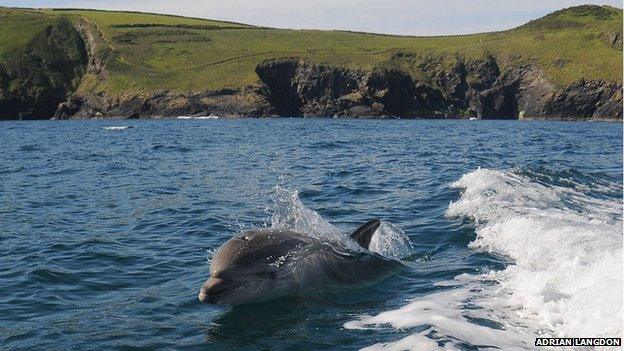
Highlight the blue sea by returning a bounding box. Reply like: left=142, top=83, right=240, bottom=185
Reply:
left=1, top=119, right=622, bottom=350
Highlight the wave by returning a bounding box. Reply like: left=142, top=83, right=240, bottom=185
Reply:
left=346, top=168, right=623, bottom=350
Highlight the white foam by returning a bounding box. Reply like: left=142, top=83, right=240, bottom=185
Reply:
left=347, top=168, right=623, bottom=349
left=346, top=281, right=535, bottom=350
left=103, top=126, right=132, bottom=131
left=177, top=115, right=219, bottom=120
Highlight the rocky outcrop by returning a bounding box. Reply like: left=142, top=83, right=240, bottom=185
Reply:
left=72, top=17, right=115, bottom=76
left=54, top=87, right=274, bottom=119
left=255, top=59, right=367, bottom=117
left=543, top=80, right=623, bottom=120
left=254, top=57, right=622, bottom=120
left=601, top=30, right=623, bottom=51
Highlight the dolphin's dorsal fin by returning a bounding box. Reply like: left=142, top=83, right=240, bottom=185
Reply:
left=349, top=219, right=381, bottom=249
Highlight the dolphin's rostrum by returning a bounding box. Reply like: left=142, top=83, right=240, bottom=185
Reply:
left=199, top=219, right=401, bottom=304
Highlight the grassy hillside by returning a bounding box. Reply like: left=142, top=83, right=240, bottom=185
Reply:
left=0, top=8, right=60, bottom=59
left=0, top=8, right=88, bottom=119
left=1, top=5, right=622, bottom=98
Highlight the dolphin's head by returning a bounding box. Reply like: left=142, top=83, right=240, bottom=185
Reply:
left=199, top=229, right=306, bottom=304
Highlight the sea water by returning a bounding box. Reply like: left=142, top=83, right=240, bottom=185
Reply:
left=0, top=119, right=621, bottom=350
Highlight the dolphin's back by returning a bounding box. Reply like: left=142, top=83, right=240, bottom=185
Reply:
left=295, top=242, right=399, bottom=286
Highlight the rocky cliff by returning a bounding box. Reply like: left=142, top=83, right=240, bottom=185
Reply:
left=55, top=56, right=622, bottom=120
left=255, top=56, right=622, bottom=120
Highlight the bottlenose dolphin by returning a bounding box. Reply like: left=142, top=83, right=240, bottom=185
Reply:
left=198, top=219, right=401, bottom=304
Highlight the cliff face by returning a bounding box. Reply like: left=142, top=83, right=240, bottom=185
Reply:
left=56, top=56, right=622, bottom=120
left=254, top=57, right=622, bottom=120
left=0, top=18, right=87, bottom=120
left=544, top=80, right=623, bottom=120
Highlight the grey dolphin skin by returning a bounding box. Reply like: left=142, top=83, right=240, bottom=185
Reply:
left=198, top=219, right=401, bottom=304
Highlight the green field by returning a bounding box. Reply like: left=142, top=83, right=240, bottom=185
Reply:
left=1, top=5, right=622, bottom=97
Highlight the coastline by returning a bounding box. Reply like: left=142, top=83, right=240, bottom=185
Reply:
left=2, top=115, right=619, bottom=122
left=1, top=6, right=622, bottom=122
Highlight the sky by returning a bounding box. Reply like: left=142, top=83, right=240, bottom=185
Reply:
left=1, top=0, right=622, bottom=35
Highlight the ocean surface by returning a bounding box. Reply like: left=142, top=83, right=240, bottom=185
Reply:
left=1, top=119, right=622, bottom=350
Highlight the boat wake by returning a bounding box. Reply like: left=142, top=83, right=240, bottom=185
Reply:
left=346, top=168, right=623, bottom=350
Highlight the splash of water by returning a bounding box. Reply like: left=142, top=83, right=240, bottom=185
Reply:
left=270, top=186, right=342, bottom=239
left=269, top=186, right=413, bottom=258
left=369, top=221, right=414, bottom=260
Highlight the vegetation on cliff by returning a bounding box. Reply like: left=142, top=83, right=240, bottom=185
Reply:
left=0, top=5, right=621, bottom=119
left=0, top=9, right=87, bottom=119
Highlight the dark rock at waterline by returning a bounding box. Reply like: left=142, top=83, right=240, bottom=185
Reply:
left=54, top=88, right=275, bottom=119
